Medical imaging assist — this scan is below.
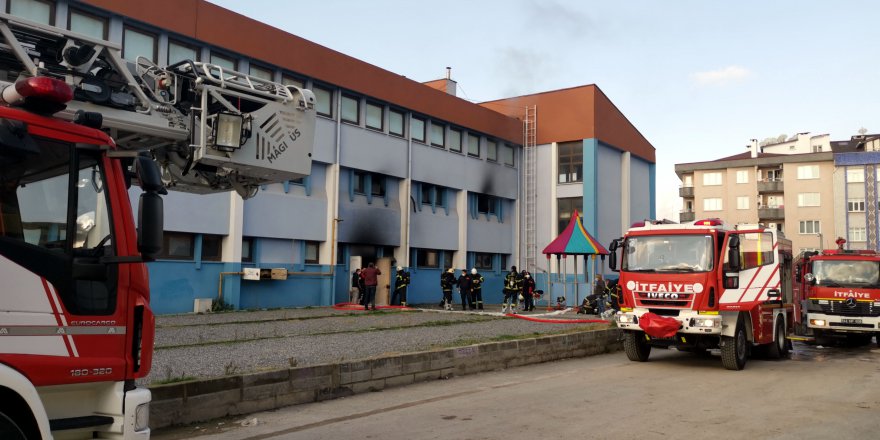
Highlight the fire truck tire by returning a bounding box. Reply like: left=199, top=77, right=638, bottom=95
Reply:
left=0, top=411, right=27, bottom=440
left=623, top=331, right=651, bottom=362
left=765, top=317, right=789, bottom=359
left=721, top=320, right=748, bottom=370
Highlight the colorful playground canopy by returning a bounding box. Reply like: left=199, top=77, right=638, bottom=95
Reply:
left=542, top=210, right=609, bottom=256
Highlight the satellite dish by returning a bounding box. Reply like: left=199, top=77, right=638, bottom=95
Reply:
left=858, top=127, right=868, bottom=135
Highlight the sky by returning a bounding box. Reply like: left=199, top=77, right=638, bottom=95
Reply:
left=208, top=0, right=879, bottom=220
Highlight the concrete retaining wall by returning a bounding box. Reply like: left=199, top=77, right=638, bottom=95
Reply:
left=149, top=328, right=622, bottom=429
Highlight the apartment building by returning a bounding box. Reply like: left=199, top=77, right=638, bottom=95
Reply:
left=676, top=139, right=835, bottom=253
left=832, top=134, right=880, bottom=250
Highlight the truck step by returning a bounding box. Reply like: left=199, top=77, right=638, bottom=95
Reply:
left=787, top=335, right=814, bottom=342
left=49, top=415, right=114, bottom=431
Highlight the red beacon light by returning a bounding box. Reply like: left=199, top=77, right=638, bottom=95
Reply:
left=694, top=218, right=724, bottom=227
left=1, top=76, right=73, bottom=114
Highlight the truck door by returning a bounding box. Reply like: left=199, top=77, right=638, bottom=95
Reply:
left=719, top=231, right=779, bottom=306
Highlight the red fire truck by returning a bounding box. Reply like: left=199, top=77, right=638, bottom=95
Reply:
left=609, top=219, right=795, bottom=370
left=793, top=243, right=880, bottom=346
left=0, top=12, right=316, bottom=439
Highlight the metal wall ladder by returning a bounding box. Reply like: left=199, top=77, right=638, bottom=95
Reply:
left=522, top=105, right=538, bottom=272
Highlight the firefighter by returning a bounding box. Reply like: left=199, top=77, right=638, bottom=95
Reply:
left=440, top=268, right=456, bottom=310
left=457, top=269, right=472, bottom=310
left=502, top=265, right=520, bottom=314
left=521, top=270, right=536, bottom=311
left=390, top=266, right=410, bottom=306
left=471, top=268, right=485, bottom=310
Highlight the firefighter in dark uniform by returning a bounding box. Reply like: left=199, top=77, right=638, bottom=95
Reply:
left=470, top=268, right=485, bottom=310
left=391, top=266, right=410, bottom=306
left=440, top=268, right=456, bottom=310
left=521, top=270, right=536, bottom=311
left=502, top=266, right=520, bottom=314
left=456, top=269, right=472, bottom=310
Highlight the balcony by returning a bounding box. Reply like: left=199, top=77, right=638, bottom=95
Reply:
left=758, top=206, right=784, bottom=220
left=757, top=179, right=784, bottom=193
left=679, top=210, right=695, bottom=222
left=679, top=186, right=694, bottom=197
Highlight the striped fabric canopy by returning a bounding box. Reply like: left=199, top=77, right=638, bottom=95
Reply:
left=542, top=210, right=609, bottom=255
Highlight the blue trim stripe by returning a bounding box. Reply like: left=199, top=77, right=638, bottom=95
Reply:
left=582, top=138, right=599, bottom=234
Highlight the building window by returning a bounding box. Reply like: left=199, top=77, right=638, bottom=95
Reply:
left=168, top=40, right=199, bottom=65
left=249, top=64, right=274, bottom=81
left=502, top=144, right=515, bottom=166
left=69, top=8, right=106, bottom=40
left=242, top=237, right=254, bottom=263
left=123, top=27, right=157, bottom=63
left=282, top=75, right=304, bottom=88
left=847, top=168, right=865, bottom=183
left=703, top=172, right=722, bottom=186
left=736, top=196, right=749, bottom=210
left=849, top=227, right=867, bottom=242
left=416, top=249, right=439, bottom=268
left=703, top=198, right=723, bottom=211
left=848, top=199, right=865, bottom=212
left=430, top=123, right=445, bottom=147
left=161, top=232, right=194, bottom=260
left=448, top=128, right=462, bottom=153
left=797, top=193, right=821, bottom=207
left=468, top=134, right=481, bottom=157
left=485, top=139, right=497, bottom=161
left=313, top=85, right=333, bottom=117
left=8, top=0, right=53, bottom=25
left=557, top=197, right=583, bottom=234
left=365, top=102, right=383, bottom=131
left=420, top=184, right=446, bottom=208
left=304, top=241, right=320, bottom=264
left=799, top=220, right=820, bottom=235
left=353, top=171, right=367, bottom=195
left=389, top=109, right=405, bottom=137
left=558, top=141, right=582, bottom=183
left=797, top=165, right=820, bottom=180
left=736, top=170, right=749, bottom=184
left=411, top=117, right=426, bottom=143
left=341, top=94, right=359, bottom=124
left=812, top=145, right=823, bottom=153
left=371, top=174, right=385, bottom=197
left=443, top=251, right=453, bottom=271
left=201, top=234, right=223, bottom=261
left=210, top=52, right=237, bottom=71
left=474, top=253, right=494, bottom=270
left=477, top=194, right=497, bottom=215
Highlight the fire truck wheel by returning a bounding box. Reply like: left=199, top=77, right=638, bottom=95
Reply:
left=721, top=320, right=748, bottom=370
left=765, top=317, right=789, bottom=359
left=0, top=411, right=27, bottom=440
left=623, top=331, right=651, bottom=362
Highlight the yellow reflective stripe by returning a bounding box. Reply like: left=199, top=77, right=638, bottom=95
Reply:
left=698, top=311, right=719, bottom=315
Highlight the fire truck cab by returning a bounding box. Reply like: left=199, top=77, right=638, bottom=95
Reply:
left=609, top=219, right=794, bottom=370
left=793, top=245, right=880, bottom=346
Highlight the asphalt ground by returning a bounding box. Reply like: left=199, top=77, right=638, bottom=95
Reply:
left=144, top=304, right=610, bottom=385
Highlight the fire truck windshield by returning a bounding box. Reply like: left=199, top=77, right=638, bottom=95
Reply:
left=623, top=234, right=714, bottom=272
left=812, top=260, right=880, bottom=287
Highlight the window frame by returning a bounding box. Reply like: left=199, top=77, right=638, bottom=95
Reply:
left=558, top=141, right=583, bottom=183
left=389, top=109, right=405, bottom=137
left=160, top=232, right=195, bottom=260
left=703, top=197, right=723, bottom=211
left=797, top=193, right=821, bottom=207
left=304, top=241, right=320, bottom=264
left=281, top=75, right=305, bottom=89
left=209, top=52, right=238, bottom=71
left=849, top=227, right=867, bottom=242
left=201, top=234, right=223, bottom=262
left=353, top=171, right=367, bottom=195
left=502, top=144, right=515, bottom=167
left=847, top=168, right=866, bottom=183
left=312, top=84, right=334, bottom=118
left=365, top=101, right=384, bottom=131
left=798, top=220, right=821, bottom=235
left=340, top=94, right=360, bottom=125
left=735, top=170, right=749, bottom=184
left=848, top=199, right=866, bottom=212
left=430, top=122, right=445, bottom=148
left=448, top=128, right=463, bottom=153
left=67, top=7, right=107, bottom=40
left=736, top=196, right=749, bottom=210
left=123, top=26, right=158, bottom=63
left=703, top=172, right=722, bottom=186
left=249, top=64, right=274, bottom=81
left=411, top=116, right=426, bottom=143
left=474, top=252, right=494, bottom=270
left=471, top=135, right=484, bottom=158
left=797, top=165, right=820, bottom=180
left=416, top=248, right=439, bottom=268
left=241, top=237, right=254, bottom=263
left=8, top=0, right=55, bottom=25
left=167, top=39, right=200, bottom=66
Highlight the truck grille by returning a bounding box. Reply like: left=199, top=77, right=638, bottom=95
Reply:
left=636, top=293, right=692, bottom=309
left=814, top=300, right=880, bottom=317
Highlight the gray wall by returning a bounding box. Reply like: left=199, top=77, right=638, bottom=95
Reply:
left=410, top=190, right=460, bottom=250
left=130, top=190, right=230, bottom=235
left=259, top=238, right=295, bottom=263
left=336, top=171, right=401, bottom=245
left=411, top=143, right=518, bottom=199
left=596, top=143, right=623, bottom=245
left=243, top=164, right=328, bottom=240
left=339, top=125, right=408, bottom=178
left=312, top=117, right=337, bottom=164
left=467, top=199, right=515, bottom=254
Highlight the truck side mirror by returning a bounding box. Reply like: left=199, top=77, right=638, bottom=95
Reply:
left=608, top=239, right=622, bottom=272
left=727, top=236, right=741, bottom=271
left=134, top=157, right=165, bottom=261
left=804, top=273, right=816, bottom=285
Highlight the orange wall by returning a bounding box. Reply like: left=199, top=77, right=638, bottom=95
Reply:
left=81, top=0, right=523, bottom=144
left=481, top=85, right=654, bottom=162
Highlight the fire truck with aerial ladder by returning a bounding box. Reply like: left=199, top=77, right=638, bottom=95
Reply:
left=0, top=12, right=316, bottom=439
left=793, top=239, right=880, bottom=347
left=608, top=218, right=795, bottom=370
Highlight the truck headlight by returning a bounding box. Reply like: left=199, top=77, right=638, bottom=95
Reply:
left=618, top=314, right=634, bottom=324
left=810, top=319, right=826, bottom=327
left=691, top=318, right=718, bottom=328
left=135, top=403, right=149, bottom=432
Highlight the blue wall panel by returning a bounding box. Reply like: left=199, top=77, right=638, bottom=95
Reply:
left=630, top=157, right=652, bottom=222
left=147, top=261, right=226, bottom=314
left=596, top=142, right=623, bottom=246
